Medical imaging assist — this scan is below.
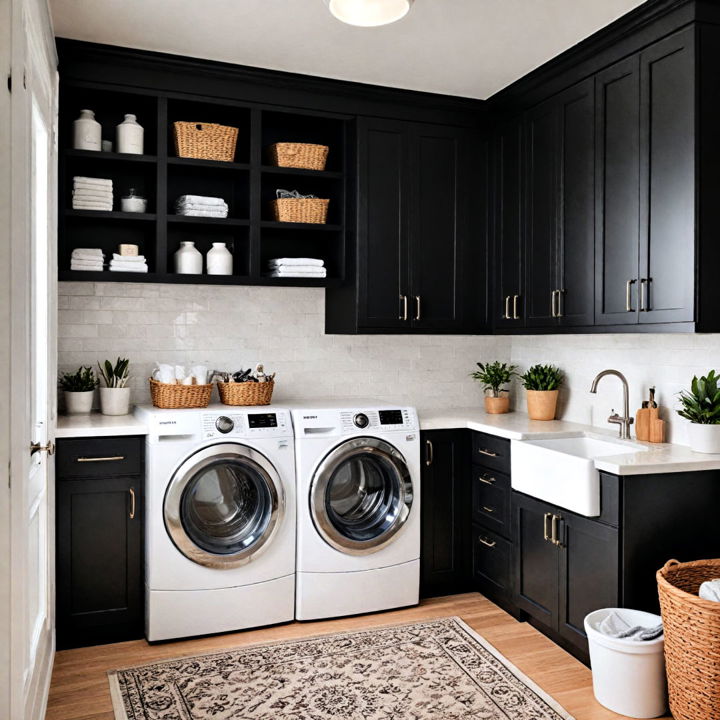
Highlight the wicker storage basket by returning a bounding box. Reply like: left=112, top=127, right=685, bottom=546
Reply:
left=173, top=121, right=239, bottom=162
left=217, top=381, right=274, bottom=406
left=271, top=198, right=329, bottom=224
left=657, top=558, right=720, bottom=720
left=268, top=142, right=329, bottom=171
left=149, top=378, right=213, bottom=409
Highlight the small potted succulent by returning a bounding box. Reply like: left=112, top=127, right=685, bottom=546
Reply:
left=520, top=364, right=564, bottom=421
left=677, top=370, right=720, bottom=453
left=471, top=361, right=518, bottom=414
left=59, top=366, right=97, bottom=414
left=98, top=357, right=131, bottom=416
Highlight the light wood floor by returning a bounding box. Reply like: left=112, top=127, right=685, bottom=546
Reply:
left=46, top=592, right=671, bottom=720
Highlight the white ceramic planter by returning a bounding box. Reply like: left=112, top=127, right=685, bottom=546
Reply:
left=206, top=242, right=233, bottom=275
left=687, top=423, right=720, bottom=454
left=174, top=241, right=203, bottom=274
left=65, top=390, right=94, bottom=414
left=100, top=387, right=131, bottom=416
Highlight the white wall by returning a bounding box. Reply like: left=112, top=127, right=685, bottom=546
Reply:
left=59, top=282, right=718, bottom=445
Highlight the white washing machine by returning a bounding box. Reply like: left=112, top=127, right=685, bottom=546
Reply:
left=291, top=403, right=420, bottom=620
left=135, top=404, right=295, bottom=641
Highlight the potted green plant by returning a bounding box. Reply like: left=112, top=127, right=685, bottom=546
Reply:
left=59, top=366, right=97, bottom=414
left=520, top=364, right=564, bottom=420
left=98, top=357, right=131, bottom=416
left=471, top=361, right=518, bottom=414
left=677, top=370, right=720, bottom=453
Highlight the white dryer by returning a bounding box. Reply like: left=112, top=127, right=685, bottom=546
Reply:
left=135, top=404, right=295, bottom=641
left=292, top=404, right=420, bottom=620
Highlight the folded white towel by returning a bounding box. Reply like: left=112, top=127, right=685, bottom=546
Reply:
left=110, top=263, right=148, bottom=273
left=73, top=176, right=113, bottom=188
left=73, top=203, right=113, bottom=211
left=269, top=257, right=325, bottom=268
left=175, top=209, right=228, bottom=218
left=269, top=267, right=327, bottom=278
left=71, top=263, right=103, bottom=271
left=73, top=185, right=114, bottom=196
left=699, top=579, right=720, bottom=602
left=175, top=194, right=226, bottom=207
left=72, top=248, right=104, bottom=257
left=112, top=253, right=146, bottom=263
left=175, top=202, right=229, bottom=212
left=71, top=256, right=104, bottom=265
left=73, top=190, right=114, bottom=200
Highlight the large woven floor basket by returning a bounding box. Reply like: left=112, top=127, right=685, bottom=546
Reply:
left=173, top=121, right=238, bottom=162
left=149, top=378, right=213, bottom=409
left=657, top=558, right=720, bottom=720
left=217, top=381, right=274, bottom=406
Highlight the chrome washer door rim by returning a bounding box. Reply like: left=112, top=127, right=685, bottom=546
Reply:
left=310, top=437, right=413, bottom=556
left=164, top=443, right=284, bottom=569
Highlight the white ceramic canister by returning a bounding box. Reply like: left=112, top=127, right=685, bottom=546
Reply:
left=206, top=242, right=233, bottom=275
left=116, top=114, right=144, bottom=155
left=174, top=241, right=203, bottom=274
left=73, top=109, right=102, bottom=151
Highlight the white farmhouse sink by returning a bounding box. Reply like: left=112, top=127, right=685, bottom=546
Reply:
left=511, top=435, right=647, bottom=516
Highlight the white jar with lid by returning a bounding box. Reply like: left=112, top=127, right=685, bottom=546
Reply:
left=73, top=109, right=102, bottom=151
left=206, top=242, right=233, bottom=275
left=121, top=189, right=147, bottom=213
left=116, top=114, right=144, bottom=155
left=174, top=241, right=203, bottom=274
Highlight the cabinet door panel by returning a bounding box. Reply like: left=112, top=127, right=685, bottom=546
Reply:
left=558, top=78, right=595, bottom=327
left=473, top=525, right=512, bottom=599
left=640, top=29, right=695, bottom=324
left=357, top=119, right=410, bottom=329
left=525, top=102, right=558, bottom=327
left=410, top=125, right=469, bottom=331
left=595, top=57, right=641, bottom=325
left=512, top=493, right=558, bottom=627
left=558, top=512, right=619, bottom=652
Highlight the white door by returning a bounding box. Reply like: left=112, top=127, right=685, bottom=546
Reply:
left=1, top=0, right=58, bottom=719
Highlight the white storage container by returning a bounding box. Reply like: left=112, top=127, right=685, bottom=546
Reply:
left=584, top=608, right=667, bottom=719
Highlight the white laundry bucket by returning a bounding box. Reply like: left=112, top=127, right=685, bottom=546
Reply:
left=584, top=608, right=667, bottom=719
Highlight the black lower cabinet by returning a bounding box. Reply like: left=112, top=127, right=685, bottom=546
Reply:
left=420, top=430, right=470, bottom=598
left=56, top=436, right=145, bottom=649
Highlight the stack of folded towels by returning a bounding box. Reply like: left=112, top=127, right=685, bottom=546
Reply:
left=110, top=253, right=148, bottom=273
left=174, top=195, right=228, bottom=218
left=71, top=248, right=104, bottom=272
left=268, top=257, right=327, bottom=278
left=72, top=176, right=113, bottom=211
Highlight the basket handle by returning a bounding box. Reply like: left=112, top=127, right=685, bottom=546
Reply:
left=661, top=559, right=681, bottom=572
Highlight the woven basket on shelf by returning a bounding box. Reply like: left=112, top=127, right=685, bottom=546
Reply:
left=149, top=378, right=213, bottom=409
left=173, top=121, right=239, bottom=162
left=268, top=142, right=329, bottom=171
left=657, top=558, right=720, bottom=720
left=217, top=381, right=274, bottom=406
left=271, top=198, right=329, bottom=224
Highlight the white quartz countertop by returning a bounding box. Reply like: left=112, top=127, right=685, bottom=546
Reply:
left=420, top=407, right=720, bottom=476
left=56, top=412, right=148, bottom=438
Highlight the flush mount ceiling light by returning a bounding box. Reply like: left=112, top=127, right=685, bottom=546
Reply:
left=324, top=0, right=414, bottom=27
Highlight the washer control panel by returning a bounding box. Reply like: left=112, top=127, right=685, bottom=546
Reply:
left=201, top=410, right=290, bottom=439
left=339, top=408, right=416, bottom=434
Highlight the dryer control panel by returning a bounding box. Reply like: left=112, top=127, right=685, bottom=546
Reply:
left=201, top=410, right=290, bottom=440
left=339, top=407, right=417, bottom=434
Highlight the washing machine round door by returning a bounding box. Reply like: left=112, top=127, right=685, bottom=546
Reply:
left=164, top=443, right=284, bottom=568
left=310, top=437, right=413, bottom=555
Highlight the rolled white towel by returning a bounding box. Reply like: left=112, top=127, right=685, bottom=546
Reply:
left=699, top=579, right=720, bottom=602
left=269, top=257, right=325, bottom=268
left=175, top=194, right=226, bottom=207
left=73, top=176, right=112, bottom=188
left=112, top=253, right=146, bottom=263
left=269, top=267, right=327, bottom=278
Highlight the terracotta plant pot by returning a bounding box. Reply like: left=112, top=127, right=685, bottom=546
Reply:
left=526, top=389, right=559, bottom=421
left=485, top=395, right=510, bottom=414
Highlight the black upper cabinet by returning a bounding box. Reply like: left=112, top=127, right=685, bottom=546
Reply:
left=334, top=118, right=485, bottom=334
left=596, top=28, right=695, bottom=326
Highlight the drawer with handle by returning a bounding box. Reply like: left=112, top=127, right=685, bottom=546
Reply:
left=471, top=431, right=510, bottom=473
left=472, top=524, right=512, bottom=597
left=56, top=436, right=144, bottom=478
left=472, top=470, right=510, bottom=536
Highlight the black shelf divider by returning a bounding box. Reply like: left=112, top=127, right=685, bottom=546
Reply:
left=156, top=96, right=169, bottom=275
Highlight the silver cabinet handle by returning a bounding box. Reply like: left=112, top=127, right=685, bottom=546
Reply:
left=477, top=448, right=497, bottom=458
left=626, top=279, right=636, bottom=312
left=551, top=290, right=558, bottom=318
left=30, top=441, right=55, bottom=456
left=129, top=487, right=136, bottom=520
left=77, top=455, right=125, bottom=463
left=503, top=295, right=511, bottom=320
left=425, top=439, right=433, bottom=466
left=640, top=278, right=649, bottom=312
left=399, top=295, right=408, bottom=321
left=414, top=295, right=421, bottom=321
left=557, top=289, right=565, bottom=318
left=478, top=537, right=496, bottom=549
left=512, top=294, right=520, bottom=320
left=543, top=512, right=552, bottom=542
left=478, top=474, right=496, bottom=485
left=482, top=505, right=495, bottom=514
left=551, top=514, right=563, bottom=547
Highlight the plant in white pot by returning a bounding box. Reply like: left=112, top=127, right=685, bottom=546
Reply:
left=98, top=357, right=131, bottom=416
left=59, top=366, right=97, bottom=414
left=677, top=370, right=720, bottom=453
left=471, top=361, right=517, bottom=414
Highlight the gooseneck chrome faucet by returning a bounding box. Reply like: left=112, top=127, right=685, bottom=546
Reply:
left=590, top=369, right=634, bottom=439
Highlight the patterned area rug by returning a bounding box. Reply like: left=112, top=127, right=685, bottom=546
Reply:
left=108, top=617, right=574, bottom=719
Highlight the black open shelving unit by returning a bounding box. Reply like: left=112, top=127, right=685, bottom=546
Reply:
left=58, top=81, right=349, bottom=286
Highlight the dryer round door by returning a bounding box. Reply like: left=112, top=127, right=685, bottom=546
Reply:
left=310, top=437, right=414, bottom=555
left=164, top=443, right=284, bottom=569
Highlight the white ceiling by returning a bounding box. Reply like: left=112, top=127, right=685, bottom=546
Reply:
left=49, top=0, right=647, bottom=100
